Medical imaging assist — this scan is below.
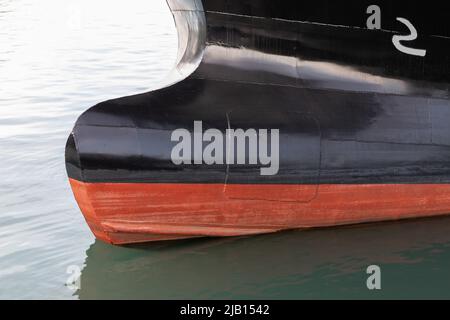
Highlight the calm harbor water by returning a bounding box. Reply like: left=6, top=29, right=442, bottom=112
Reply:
left=1, top=0, right=450, bottom=300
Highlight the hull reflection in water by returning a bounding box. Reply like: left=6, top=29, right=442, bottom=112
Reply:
left=78, top=217, right=450, bottom=299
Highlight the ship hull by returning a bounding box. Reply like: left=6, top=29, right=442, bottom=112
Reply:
left=70, top=179, right=450, bottom=244
left=66, top=0, right=450, bottom=244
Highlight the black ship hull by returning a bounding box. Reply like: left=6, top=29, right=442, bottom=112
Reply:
left=66, top=0, right=450, bottom=244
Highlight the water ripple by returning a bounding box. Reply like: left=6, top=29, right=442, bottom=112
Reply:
left=0, top=0, right=177, bottom=299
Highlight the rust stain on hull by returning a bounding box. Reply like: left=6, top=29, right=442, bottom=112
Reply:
left=69, top=178, right=450, bottom=244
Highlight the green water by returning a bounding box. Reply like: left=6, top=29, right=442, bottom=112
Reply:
left=2, top=0, right=450, bottom=300
left=76, top=218, right=450, bottom=299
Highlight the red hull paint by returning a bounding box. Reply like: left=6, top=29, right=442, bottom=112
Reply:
left=69, top=178, right=450, bottom=244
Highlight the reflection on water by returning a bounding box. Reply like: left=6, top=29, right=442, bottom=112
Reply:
left=0, top=0, right=177, bottom=299
left=79, top=217, right=450, bottom=299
